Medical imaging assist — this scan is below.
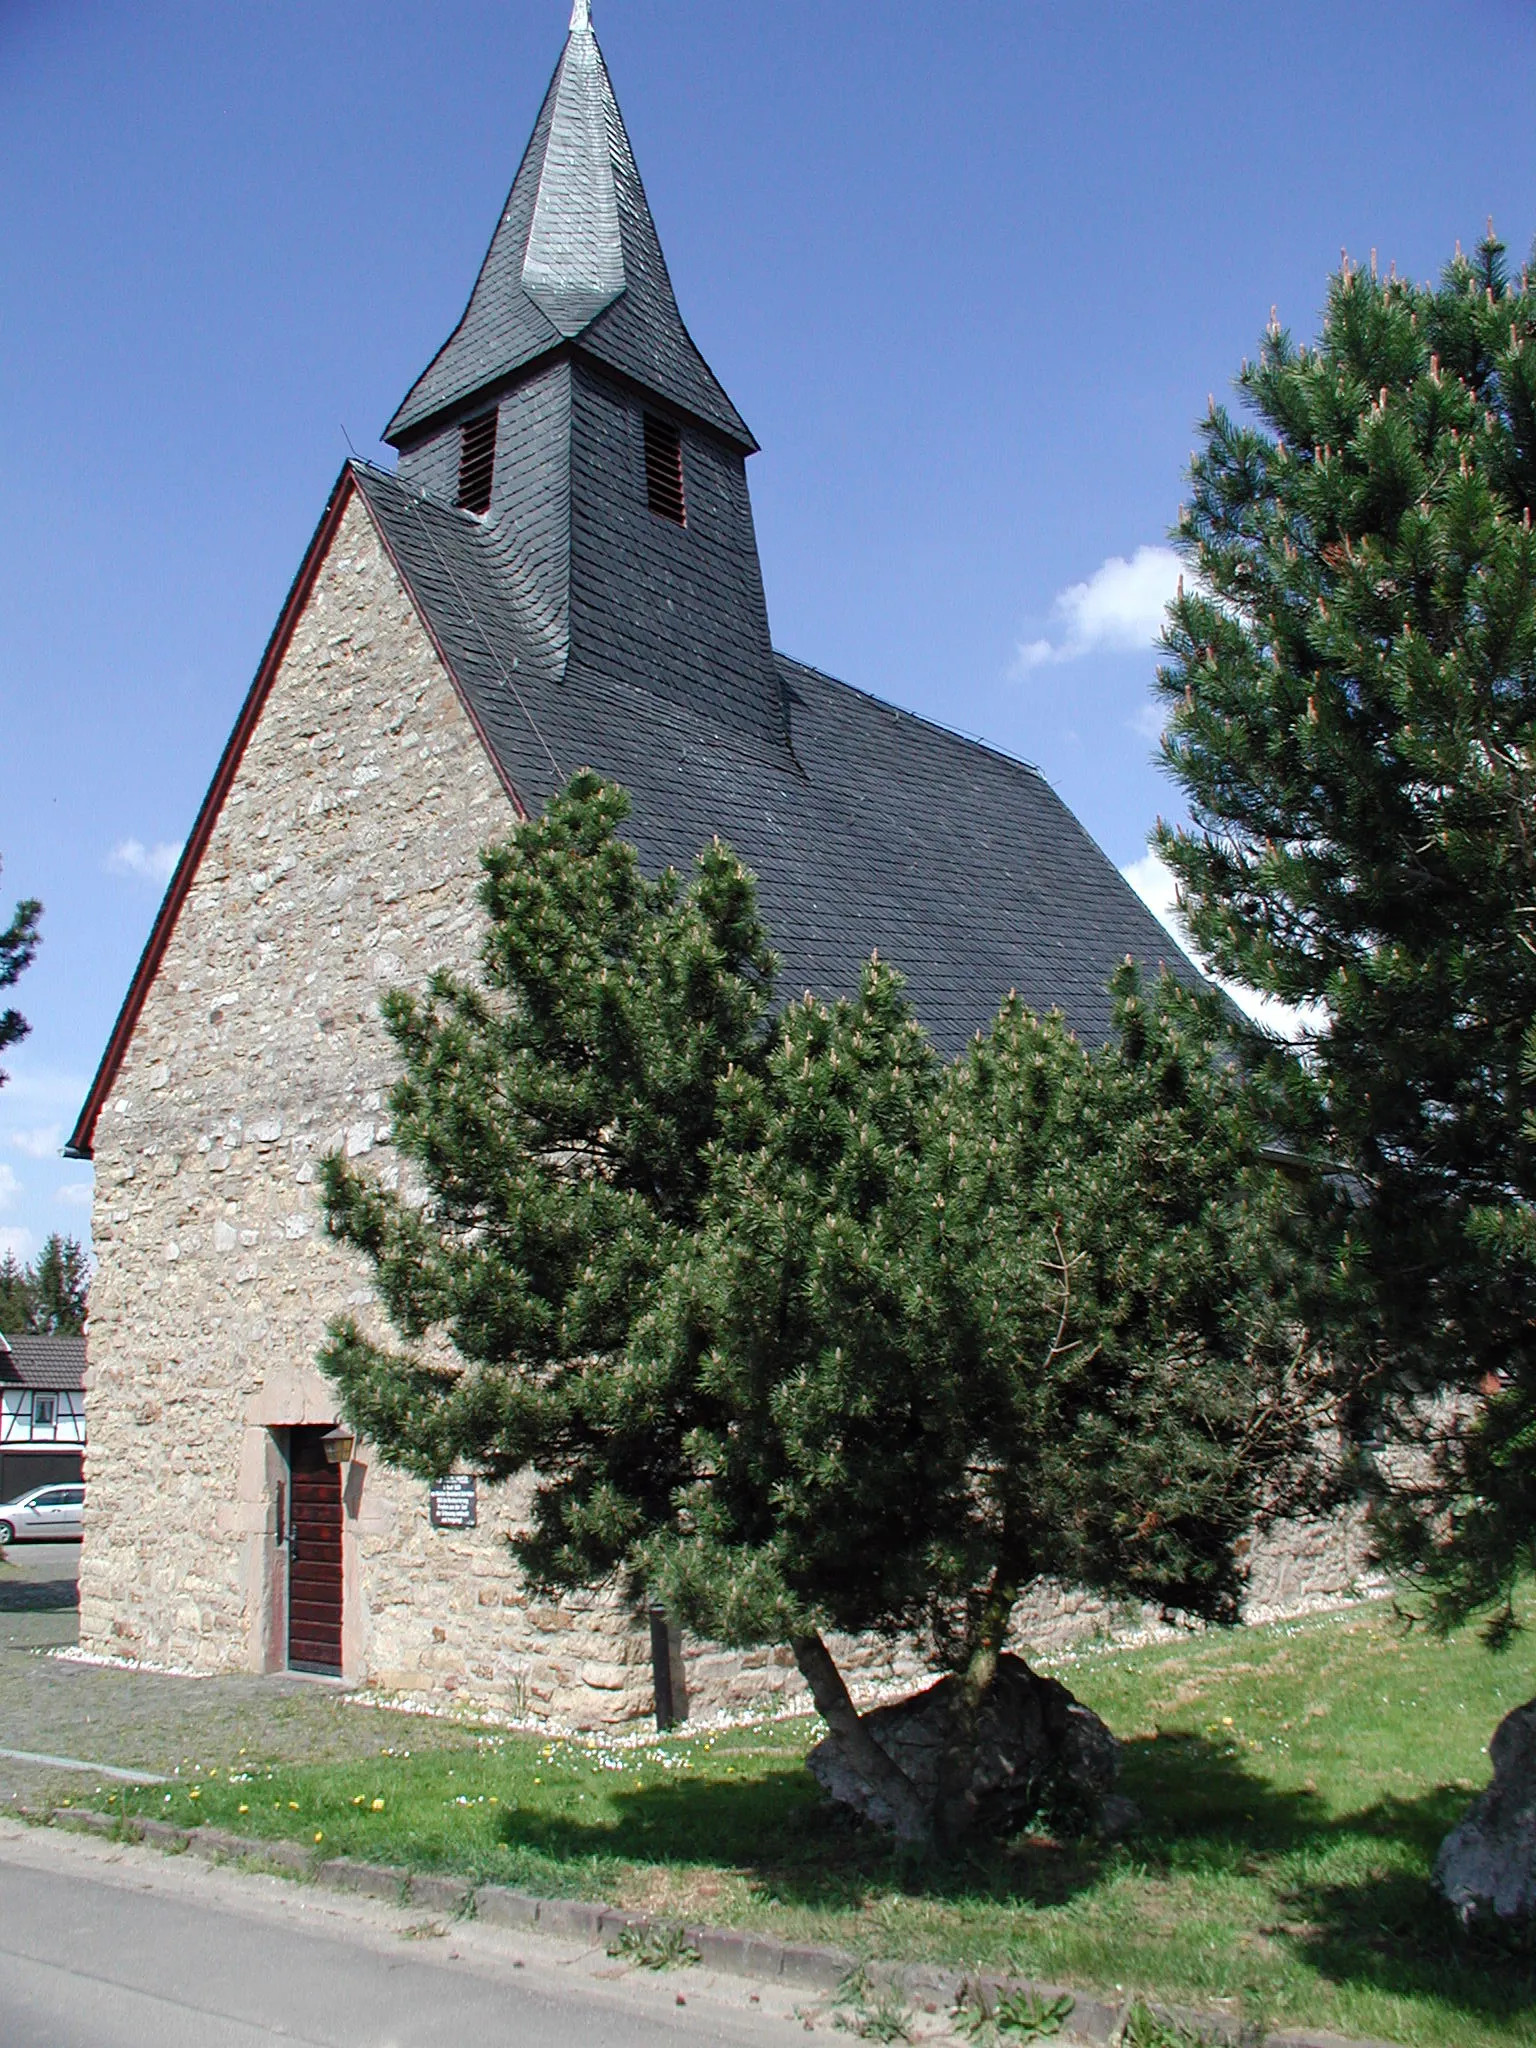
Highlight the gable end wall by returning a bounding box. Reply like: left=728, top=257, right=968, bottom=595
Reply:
left=78, top=495, right=655, bottom=1719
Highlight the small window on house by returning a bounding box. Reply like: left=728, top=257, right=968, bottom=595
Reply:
left=457, top=410, right=498, bottom=515
left=32, top=1396, right=55, bottom=1429
left=643, top=413, right=686, bottom=526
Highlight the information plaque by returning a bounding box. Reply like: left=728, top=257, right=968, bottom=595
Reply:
left=429, top=1474, right=478, bottom=1529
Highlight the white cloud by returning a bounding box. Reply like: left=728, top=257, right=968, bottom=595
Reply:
left=0, top=1164, right=20, bottom=1210
left=9, top=1124, right=61, bottom=1160
left=55, top=1181, right=93, bottom=1210
left=108, top=838, right=183, bottom=886
left=1120, top=851, right=1326, bottom=1044
left=1018, top=545, right=1183, bottom=670
left=0, top=1220, right=33, bottom=1269
left=1122, top=851, right=1187, bottom=945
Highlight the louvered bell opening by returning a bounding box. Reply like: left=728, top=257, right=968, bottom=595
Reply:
left=643, top=413, right=686, bottom=526
left=457, top=410, right=498, bottom=515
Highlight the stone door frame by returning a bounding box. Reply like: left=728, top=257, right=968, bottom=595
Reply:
left=238, top=1368, right=371, bottom=1682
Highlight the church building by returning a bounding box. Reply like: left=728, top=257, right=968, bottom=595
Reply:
left=65, top=5, right=1203, bottom=1722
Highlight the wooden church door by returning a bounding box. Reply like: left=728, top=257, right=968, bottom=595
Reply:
left=286, top=1428, right=343, bottom=1675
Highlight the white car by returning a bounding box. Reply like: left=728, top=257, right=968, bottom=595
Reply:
left=0, top=1482, right=85, bottom=1545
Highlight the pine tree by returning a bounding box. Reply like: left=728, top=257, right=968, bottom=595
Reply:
left=0, top=1253, right=32, bottom=1335
left=636, top=957, right=1323, bottom=1837
left=927, top=963, right=1327, bottom=1671
left=0, top=858, right=41, bottom=1088
left=0, top=1237, right=90, bottom=1335
left=1156, top=229, right=1536, bottom=1639
left=319, top=770, right=778, bottom=1584
left=29, top=1235, right=89, bottom=1335
left=321, top=776, right=1317, bottom=1844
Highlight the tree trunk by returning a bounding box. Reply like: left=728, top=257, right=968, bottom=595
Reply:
left=791, top=1631, right=932, bottom=1845
left=933, top=1576, right=1017, bottom=1849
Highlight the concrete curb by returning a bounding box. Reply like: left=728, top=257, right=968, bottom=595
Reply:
left=34, top=1807, right=1402, bottom=2048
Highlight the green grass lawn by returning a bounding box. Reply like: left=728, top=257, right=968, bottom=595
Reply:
left=105, top=1598, right=1536, bottom=2048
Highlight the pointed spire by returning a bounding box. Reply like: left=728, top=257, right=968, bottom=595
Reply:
left=385, top=6, right=754, bottom=450
left=521, top=3, right=624, bottom=335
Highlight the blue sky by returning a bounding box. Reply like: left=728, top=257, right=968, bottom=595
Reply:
left=2, top=0, right=1535, bottom=1261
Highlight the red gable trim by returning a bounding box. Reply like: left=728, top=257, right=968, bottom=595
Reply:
left=66, top=463, right=528, bottom=1160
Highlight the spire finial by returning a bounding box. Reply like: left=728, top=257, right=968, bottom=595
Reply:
left=570, top=0, right=591, bottom=30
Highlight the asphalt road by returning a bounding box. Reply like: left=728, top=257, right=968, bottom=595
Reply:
left=0, top=1821, right=817, bottom=2048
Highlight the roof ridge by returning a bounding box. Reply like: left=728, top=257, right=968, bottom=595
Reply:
left=772, top=652, right=1049, bottom=785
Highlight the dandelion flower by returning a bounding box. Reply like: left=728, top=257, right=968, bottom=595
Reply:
left=188, top=1788, right=201, bottom=1800
left=238, top=1804, right=249, bottom=1814
left=352, top=1795, right=365, bottom=1806
left=289, top=1801, right=300, bottom=1810
left=372, top=1798, right=384, bottom=1811
left=314, top=1831, right=324, bottom=1844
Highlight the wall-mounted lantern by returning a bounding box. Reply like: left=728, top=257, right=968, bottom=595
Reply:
left=322, top=1423, right=356, bottom=1466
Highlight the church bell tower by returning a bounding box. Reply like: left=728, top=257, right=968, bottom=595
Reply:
left=385, top=2, right=785, bottom=752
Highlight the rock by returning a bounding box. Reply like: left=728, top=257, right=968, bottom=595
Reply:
left=1435, top=1697, right=1536, bottom=1925
left=1095, top=1792, right=1142, bottom=1841
left=806, top=1652, right=1129, bottom=1843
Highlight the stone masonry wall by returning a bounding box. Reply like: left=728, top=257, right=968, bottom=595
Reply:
left=80, top=492, right=655, bottom=1723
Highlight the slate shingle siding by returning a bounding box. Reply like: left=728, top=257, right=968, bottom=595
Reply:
left=387, top=25, right=751, bottom=451
left=568, top=365, right=783, bottom=747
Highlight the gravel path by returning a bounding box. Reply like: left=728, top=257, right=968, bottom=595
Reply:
left=0, top=1549, right=480, bottom=1811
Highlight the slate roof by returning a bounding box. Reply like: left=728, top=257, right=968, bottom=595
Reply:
left=65, top=7, right=1200, bottom=1166
left=386, top=7, right=754, bottom=451
left=355, top=462, right=1193, bottom=1056
left=0, top=1332, right=86, bottom=1392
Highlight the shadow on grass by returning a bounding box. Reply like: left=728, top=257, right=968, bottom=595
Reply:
left=1124, top=1737, right=1536, bottom=2025
left=1275, top=1789, right=1536, bottom=2027
left=496, top=1735, right=1535, bottom=2021
left=496, top=1734, right=1353, bottom=1914
left=498, top=1763, right=1118, bottom=1911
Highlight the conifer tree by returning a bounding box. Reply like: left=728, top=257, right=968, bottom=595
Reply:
left=30, top=1235, right=89, bottom=1336
left=0, top=858, right=41, bottom=1089
left=0, top=1236, right=90, bottom=1336
left=636, top=956, right=1321, bottom=1836
left=924, top=964, right=1324, bottom=1672
left=0, top=1254, right=32, bottom=1335
left=1156, top=229, right=1536, bottom=1640
left=322, top=777, right=1317, bottom=1843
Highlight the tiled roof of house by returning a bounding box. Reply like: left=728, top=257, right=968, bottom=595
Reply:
left=0, top=1332, right=87, bottom=1391
left=385, top=6, right=754, bottom=451
left=355, top=460, right=1194, bottom=1056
